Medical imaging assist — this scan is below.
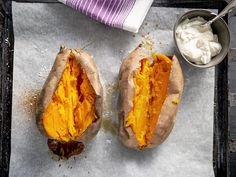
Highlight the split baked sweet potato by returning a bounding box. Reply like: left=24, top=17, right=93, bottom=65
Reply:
left=118, top=44, right=184, bottom=149
left=36, top=46, right=103, bottom=158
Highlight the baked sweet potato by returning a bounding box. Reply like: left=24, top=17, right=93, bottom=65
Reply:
left=36, top=46, right=103, bottom=158
left=118, top=44, right=184, bottom=149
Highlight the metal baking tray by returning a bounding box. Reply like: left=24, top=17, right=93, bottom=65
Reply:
left=0, top=0, right=235, bottom=176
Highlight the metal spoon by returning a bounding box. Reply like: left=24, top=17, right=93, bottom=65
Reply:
left=202, top=0, right=236, bottom=27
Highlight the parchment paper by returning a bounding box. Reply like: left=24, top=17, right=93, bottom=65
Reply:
left=11, top=3, right=215, bottom=177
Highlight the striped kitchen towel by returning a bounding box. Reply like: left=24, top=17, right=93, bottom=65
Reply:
left=58, top=0, right=154, bottom=33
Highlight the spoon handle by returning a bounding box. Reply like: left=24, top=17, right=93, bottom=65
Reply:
left=207, top=0, right=236, bottom=25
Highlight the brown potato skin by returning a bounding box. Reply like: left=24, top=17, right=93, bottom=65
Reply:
left=118, top=44, right=184, bottom=149
left=36, top=46, right=103, bottom=143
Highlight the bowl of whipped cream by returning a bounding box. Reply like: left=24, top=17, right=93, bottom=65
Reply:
left=174, top=9, right=230, bottom=68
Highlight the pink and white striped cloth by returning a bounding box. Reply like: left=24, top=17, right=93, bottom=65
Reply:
left=58, top=0, right=153, bottom=33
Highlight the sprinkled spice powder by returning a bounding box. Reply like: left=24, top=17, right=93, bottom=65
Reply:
left=20, top=89, right=41, bottom=120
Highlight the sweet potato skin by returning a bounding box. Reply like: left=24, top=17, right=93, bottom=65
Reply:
left=118, top=45, right=184, bottom=149
left=36, top=46, right=103, bottom=143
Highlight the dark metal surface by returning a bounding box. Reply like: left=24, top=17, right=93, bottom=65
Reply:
left=0, top=0, right=232, bottom=177
left=228, top=9, right=236, bottom=177
left=13, top=0, right=226, bottom=8
left=0, top=0, right=14, bottom=177
left=153, top=0, right=226, bottom=8
left=214, top=49, right=228, bottom=177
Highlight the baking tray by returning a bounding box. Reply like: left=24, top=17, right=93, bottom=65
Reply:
left=0, top=0, right=234, bottom=176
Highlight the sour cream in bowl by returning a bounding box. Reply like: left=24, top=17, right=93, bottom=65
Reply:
left=174, top=10, right=230, bottom=68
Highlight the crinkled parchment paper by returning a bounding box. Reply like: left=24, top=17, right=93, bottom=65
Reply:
left=11, top=3, right=215, bottom=177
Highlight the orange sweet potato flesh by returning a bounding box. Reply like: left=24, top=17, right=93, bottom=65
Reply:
left=125, top=54, right=172, bottom=148
left=42, top=55, right=97, bottom=142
